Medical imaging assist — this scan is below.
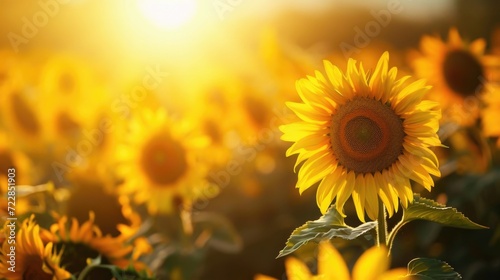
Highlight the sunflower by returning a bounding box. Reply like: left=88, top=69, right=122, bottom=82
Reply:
left=259, top=27, right=319, bottom=103
left=47, top=212, right=137, bottom=278
left=0, top=132, right=32, bottom=186
left=188, top=98, right=234, bottom=167
left=37, top=55, right=108, bottom=151
left=255, top=241, right=407, bottom=280
left=0, top=215, right=71, bottom=280
left=0, top=81, right=44, bottom=152
left=117, top=109, right=210, bottom=214
left=412, top=28, right=490, bottom=126
left=280, top=52, right=441, bottom=222
left=0, top=132, right=45, bottom=216
left=65, top=167, right=142, bottom=238
left=0, top=49, right=26, bottom=91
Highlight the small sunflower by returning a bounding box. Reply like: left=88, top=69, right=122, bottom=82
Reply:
left=37, top=55, right=108, bottom=151
left=0, top=132, right=32, bottom=186
left=0, top=49, right=28, bottom=91
left=259, top=27, right=319, bottom=103
left=47, top=212, right=135, bottom=277
left=255, top=241, right=407, bottom=280
left=0, top=82, right=43, bottom=150
left=412, top=28, right=490, bottom=126
left=0, top=215, right=71, bottom=280
left=65, top=167, right=142, bottom=238
left=188, top=103, right=233, bottom=166
left=117, top=109, right=210, bottom=214
left=280, top=52, right=441, bottom=222
left=0, top=132, right=42, bottom=216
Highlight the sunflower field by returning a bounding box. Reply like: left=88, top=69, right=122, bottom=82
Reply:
left=0, top=1, right=499, bottom=279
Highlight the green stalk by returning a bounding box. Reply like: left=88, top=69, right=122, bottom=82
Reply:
left=376, top=198, right=388, bottom=247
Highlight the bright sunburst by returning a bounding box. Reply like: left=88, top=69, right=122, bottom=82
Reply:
left=137, top=0, right=197, bottom=29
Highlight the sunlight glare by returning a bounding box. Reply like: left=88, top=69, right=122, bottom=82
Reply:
left=137, top=0, right=197, bottom=29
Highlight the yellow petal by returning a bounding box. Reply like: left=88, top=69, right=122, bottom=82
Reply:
left=364, top=173, right=379, bottom=221
left=254, top=274, right=278, bottom=280
left=352, top=174, right=367, bottom=223
left=286, top=257, right=313, bottom=280
left=352, top=246, right=390, bottom=280
left=318, top=242, right=350, bottom=280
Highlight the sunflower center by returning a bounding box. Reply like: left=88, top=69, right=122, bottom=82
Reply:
left=243, top=94, right=269, bottom=127
left=10, top=91, right=41, bottom=136
left=140, top=133, right=188, bottom=186
left=330, top=97, right=404, bottom=173
left=204, top=119, right=222, bottom=144
left=22, top=255, right=53, bottom=280
left=56, top=112, right=80, bottom=137
left=442, top=50, right=484, bottom=97
left=67, top=179, right=129, bottom=237
left=59, top=72, right=76, bottom=93
left=56, top=242, right=109, bottom=276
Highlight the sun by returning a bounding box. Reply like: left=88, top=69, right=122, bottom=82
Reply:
left=137, top=0, right=197, bottom=29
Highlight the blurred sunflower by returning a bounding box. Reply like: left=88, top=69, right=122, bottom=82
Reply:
left=37, top=55, right=107, bottom=150
left=0, top=82, right=43, bottom=152
left=47, top=212, right=140, bottom=278
left=65, top=167, right=142, bottom=238
left=482, top=83, right=500, bottom=147
left=0, top=133, right=45, bottom=216
left=281, top=52, right=441, bottom=222
left=259, top=27, right=319, bottom=103
left=236, top=86, right=278, bottom=144
left=255, top=241, right=407, bottom=280
left=412, top=28, right=489, bottom=126
left=0, top=132, right=32, bottom=185
left=0, top=215, right=71, bottom=280
left=188, top=94, right=234, bottom=166
left=0, top=50, right=24, bottom=90
left=117, top=109, right=210, bottom=214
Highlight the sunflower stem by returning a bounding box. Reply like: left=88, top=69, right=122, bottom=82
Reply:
left=376, top=198, right=388, bottom=247
left=387, top=219, right=406, bottom=254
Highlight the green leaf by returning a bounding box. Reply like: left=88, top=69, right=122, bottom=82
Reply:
left=403, top=194, right=487, bottom=229
left=277, top=206, right=376, bottom=258
left=406, top=258, right=462, bottom=279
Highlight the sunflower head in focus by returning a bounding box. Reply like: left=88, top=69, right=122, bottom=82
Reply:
left=412, top=28, right=489, bottom=126
left=0, top=215, right=71, bottom=280
left=117, top=109, right=210, bottom=214
left=281, top=52, right=441, bottom=222
left=255, top=241, right=408, bottom=280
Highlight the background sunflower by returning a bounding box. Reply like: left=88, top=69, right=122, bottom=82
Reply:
left=116, top=109, right=210, bottom=215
